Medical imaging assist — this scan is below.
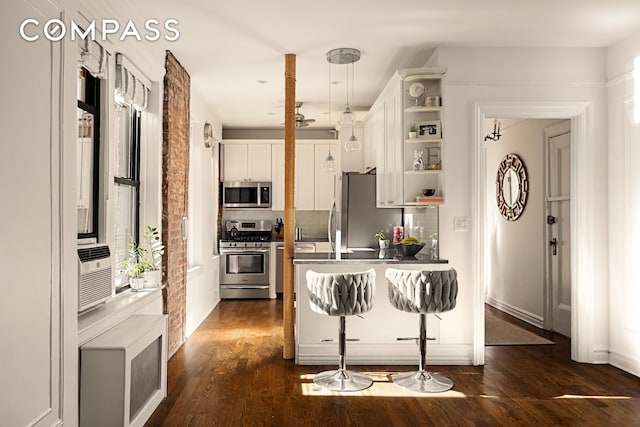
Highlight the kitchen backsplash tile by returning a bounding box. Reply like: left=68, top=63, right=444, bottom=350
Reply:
left=222, top=210, right=330, bottom=239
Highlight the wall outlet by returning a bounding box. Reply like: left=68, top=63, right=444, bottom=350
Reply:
left=454, top=216, right=469, bottom=232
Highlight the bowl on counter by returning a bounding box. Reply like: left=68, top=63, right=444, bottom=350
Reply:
left=393, top=242, right=425, bottom=257
left=422, top=188, right=436, bottom=197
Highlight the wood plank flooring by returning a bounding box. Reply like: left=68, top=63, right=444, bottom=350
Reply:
left=146, top=300, right=640, bottom=427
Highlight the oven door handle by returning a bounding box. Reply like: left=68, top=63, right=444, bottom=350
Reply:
left=221, top=285, right=270, bottom=290
left=220, top=248, right=271, bottom=254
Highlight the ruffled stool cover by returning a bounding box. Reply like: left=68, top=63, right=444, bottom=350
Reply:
left=386, top=269, right=457, bottom=314
left=385, top=268, right=458, bottom=393
left=305, top=269, right=376, bottom=392
left=306, top=269, right=376, bottom=317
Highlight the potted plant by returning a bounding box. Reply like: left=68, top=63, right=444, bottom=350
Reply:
left=374, top=229, right=390, bottom=249
left=124, top=242, right=150, bottom=291
left=142, top=225, right=164, bottom=288
left=409, top=124, right=417, bottom=139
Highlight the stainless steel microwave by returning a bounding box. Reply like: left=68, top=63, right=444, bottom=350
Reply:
left=222, top=181, right=271, bottom=209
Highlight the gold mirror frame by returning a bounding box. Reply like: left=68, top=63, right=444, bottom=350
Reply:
left=496, top=153, right=528, bottom=221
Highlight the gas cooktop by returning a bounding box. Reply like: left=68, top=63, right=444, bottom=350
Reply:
left=222, top=219, right=273, bottom=242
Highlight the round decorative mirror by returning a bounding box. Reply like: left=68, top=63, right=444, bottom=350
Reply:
left=496, top=153, right=528, bottom=221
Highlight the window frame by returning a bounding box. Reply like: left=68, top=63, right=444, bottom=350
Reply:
left=77, top=69, right=101, bottom=240
left=113, top=103, right=142, bottom=291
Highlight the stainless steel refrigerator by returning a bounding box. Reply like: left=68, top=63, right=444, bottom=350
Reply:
left=329, top=172, right=403, bottom=252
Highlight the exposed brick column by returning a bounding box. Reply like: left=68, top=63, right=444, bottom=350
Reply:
left=162, top=51, right=190, bottom=357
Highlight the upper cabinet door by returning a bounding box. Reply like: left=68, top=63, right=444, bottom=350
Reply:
left=247, top=143, right=272, bottom=181
left=222, top=143, right=272, bottom=181
left=295, top=144, right=315, bottom=210
left=222, top=144, right=248, bottom=181
left=271, top=144, right=284, bottom=210
left=314, top=143, right=338, bottom=210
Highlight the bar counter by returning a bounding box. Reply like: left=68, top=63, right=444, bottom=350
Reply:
left=292, top=249, right=449, bottom=264
left=293, top=252, right=473, bottom=366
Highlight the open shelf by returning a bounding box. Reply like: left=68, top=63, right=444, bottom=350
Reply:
left=405, top=106, right=442, bottom=114
left=405, top=137, right=442, bottom=144
left=405, top=198, right=445, bottom=206
left=404, top=169, right=442, bottom=175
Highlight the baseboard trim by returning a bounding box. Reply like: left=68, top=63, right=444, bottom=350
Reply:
left=485, top=297, right=544, bottom=329
left=609, top=350, right=640, bottom=377
left=296, top=343, right=473, bottom=366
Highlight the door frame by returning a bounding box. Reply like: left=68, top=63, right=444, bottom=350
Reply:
left=543, top=120, right=572, bottom=331
left=472, top=102, right=590, bottom=365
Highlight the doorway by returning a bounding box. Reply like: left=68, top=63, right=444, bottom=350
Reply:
left=472, top=102, right=593, bottom=366
left=483, top=118, right=569, bottom=343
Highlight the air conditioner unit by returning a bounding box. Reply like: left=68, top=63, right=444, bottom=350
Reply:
left=78, top=244, right=113, bottom=312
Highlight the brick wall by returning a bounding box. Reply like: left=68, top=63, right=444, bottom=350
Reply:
left=162, top=51, right=190, bottom=356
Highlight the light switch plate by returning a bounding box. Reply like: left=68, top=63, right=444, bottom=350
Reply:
left=454, top=216, right=469, bottom=232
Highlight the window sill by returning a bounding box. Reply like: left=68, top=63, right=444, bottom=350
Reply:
left=78, top=287, right=163, bottom=345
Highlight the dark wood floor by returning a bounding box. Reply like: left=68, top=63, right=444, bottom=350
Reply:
left=146, top=300, right=640, bottom=427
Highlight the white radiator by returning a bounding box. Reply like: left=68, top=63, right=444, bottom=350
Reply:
left=77, top=244, right=113, bottom=312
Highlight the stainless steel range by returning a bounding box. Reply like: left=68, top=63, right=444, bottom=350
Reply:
left=219, top=220, right=272, bottom=299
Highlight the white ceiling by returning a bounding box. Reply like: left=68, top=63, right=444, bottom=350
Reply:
left=103, top=0, right=640, bottom=129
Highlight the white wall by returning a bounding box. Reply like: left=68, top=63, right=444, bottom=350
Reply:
left=485, top=119, right=563, bottom=325
left=606, top=28, right=640, bottom=376
left=0, top=0, right=79, bottom=424
left=186, top=92, right=222, bottom=337
left=426, top=47, right=609, bottom=364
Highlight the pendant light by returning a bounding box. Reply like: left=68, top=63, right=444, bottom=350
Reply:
left=341, top=61, right=354, bottom=125
left=326, top=48, right=361, bottom=152
left=344, top=59, right=361, bottom=152
left=321, top=56, right=337, bottom=173
left=321, top=147, right=336, bottom=172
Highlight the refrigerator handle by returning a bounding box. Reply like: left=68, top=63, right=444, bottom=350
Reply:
left=328, top=199, right=336, bottom=253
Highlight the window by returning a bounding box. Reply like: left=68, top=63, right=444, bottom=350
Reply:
left=77, top=68, right=100, bottom=239
left=113, top=100, right=141, bottom=290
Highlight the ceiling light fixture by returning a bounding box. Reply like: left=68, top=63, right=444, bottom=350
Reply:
left=327, top=47, right=361, bottom=152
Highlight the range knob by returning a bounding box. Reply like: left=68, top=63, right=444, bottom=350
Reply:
left=229, top=227, right=239, bottom=239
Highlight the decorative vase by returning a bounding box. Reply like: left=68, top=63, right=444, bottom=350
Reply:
left=409, top=131, right=417, bottom=139
left=413, top=150, right=424, bottom=170
left=379, top=240, right=390, bottom=249
left=129, top=277, right=145, bottom=291
left=144, top=269, right=162, bottom=288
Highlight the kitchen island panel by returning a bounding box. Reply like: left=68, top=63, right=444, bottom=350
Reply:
left=295, top=262, right=473, bottom=365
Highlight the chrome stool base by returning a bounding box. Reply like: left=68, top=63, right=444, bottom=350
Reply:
left=392, top=370, right=453, bottom=393
left=314, top=369, right=373, bottom=392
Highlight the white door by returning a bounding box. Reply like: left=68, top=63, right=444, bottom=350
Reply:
left=546, top=123, right=571, bottom=337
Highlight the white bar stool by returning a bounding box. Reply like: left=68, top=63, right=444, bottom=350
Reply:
left=305, top=269, right=376, bottom=392
left=385, top=268, right=458, bottom=392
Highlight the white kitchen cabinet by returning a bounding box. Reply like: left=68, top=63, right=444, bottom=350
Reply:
left=272, top=141, right=337, bottom=211
left=366, top=68, right=446, bottom=207
left=369, top=78, right=403, bottom=207
left=222, top=142, right=271, bottom=181
left=295, top=144, right=315, bottom=210
left=363, top=119, right=376, bottom=172
left=314, top=143, right=338, bottom=210
left=271, top=144, right=285, bottom=210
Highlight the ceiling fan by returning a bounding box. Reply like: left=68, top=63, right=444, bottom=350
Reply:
left=282, top=102, right=316, bottom=127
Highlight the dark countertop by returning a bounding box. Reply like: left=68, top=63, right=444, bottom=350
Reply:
left=272, top=238, right=330, bottom=243
left=292, top=250, right=448, bottom=264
